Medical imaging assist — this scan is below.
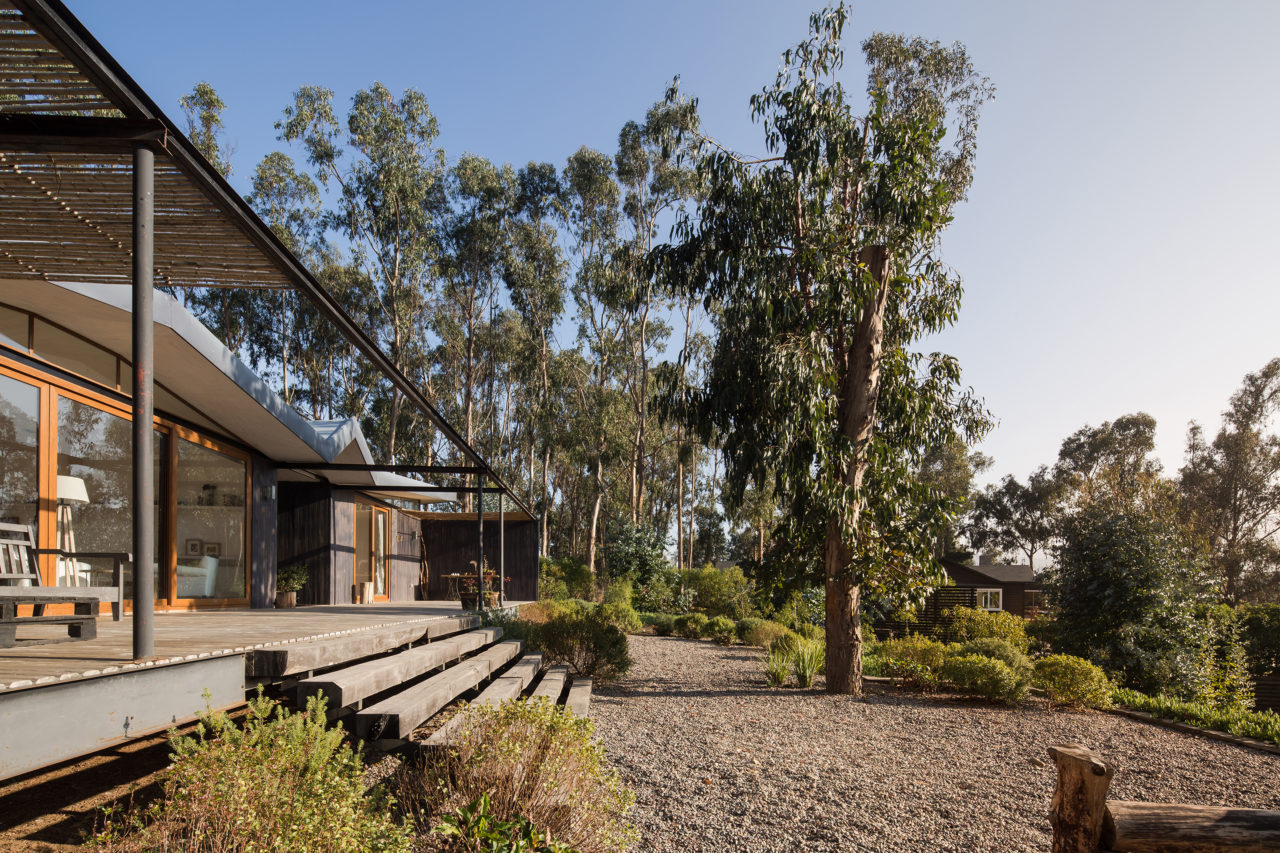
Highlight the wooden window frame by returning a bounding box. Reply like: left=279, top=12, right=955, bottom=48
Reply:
left=977, top=588, right=1003, bottom=612
left=353, top=497, right=390, bottom=603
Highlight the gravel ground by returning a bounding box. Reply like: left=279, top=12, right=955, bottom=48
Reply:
left=591, top=635, right=1280, bottom=853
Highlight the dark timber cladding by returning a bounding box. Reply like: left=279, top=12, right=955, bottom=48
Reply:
left=420, top=512, right=538, bottom=602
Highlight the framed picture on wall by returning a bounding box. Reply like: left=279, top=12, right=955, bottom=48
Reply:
left=204, top=542, right=221, bottom=558
left=184, top=538, right=203, bottom=557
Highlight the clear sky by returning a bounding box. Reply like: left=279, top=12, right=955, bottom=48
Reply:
left=67, top=0, right=1280, bottom=487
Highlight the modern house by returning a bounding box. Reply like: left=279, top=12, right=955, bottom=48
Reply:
left=940, top=558, right=1041, bottom=618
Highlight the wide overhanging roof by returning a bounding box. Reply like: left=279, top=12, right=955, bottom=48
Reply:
left=0, top=0, right=530, bottom=515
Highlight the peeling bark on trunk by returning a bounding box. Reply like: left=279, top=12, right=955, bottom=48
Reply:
left=824, top=245, right=891, bottom=697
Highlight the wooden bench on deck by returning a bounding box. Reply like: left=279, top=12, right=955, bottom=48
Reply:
left=0, top=523, right=126, bottom=648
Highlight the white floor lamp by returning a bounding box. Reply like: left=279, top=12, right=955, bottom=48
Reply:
left=55, top=474, right=90, bottom=586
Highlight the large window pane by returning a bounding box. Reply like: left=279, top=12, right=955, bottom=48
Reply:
left=56, top=397, right=163, bottom=592
left=175, top=439, right=246, bottom=599
left=0, top=374, right=40, bottom=543
left=355, top=502, right=371, bottom=598
left=374, top=509, right=387, bottom=596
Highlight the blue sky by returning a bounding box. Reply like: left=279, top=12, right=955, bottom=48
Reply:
left=68, top=1, right=1280, bottom=487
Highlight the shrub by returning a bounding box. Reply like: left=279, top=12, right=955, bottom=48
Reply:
left=602, top=578, right=632, bottom=608
left=90, top=691, right=410, bottom=852
left=740, top=619, right=790, bottom=649
left=682, top=565, right=754, bottom=619
left=768, top=629, right=803, bottom=658
left=955, top=638, right=1033, bottom=680
left=535, top=610, right=632, bottom=683
left=705, top=615, right=737, bottom=645
left=539, top=557, right=594, bottom=601
left=1034, top=654, right=1113, bottom=709
left=1190, top=607, right=1256, bottom=713
left=735, top=617, right=769, bottom=643
left=941, top=654, right=1026, bottom=704
left=1113, top=688, right=1280, bottom=748
left=935, top=606, right=1029, bottom=652
left=876, top=635, right=949, bottom=673
left=396, top=699, right=635, bottom=853
left=601, top=520, right=668, bottom=586
left=1026, top=614, right=1059, bottom=656
left=793, top=638, right=824, bottom=688
left=764, top=649, right=791, bottom=687
left=642, top=613, right=676, bottom=636
left=632, top=568, right=680, bottom=613
left=862, top=654, right=890, bottom=678
left=432, top=792, right=574, bottom=853
left=1239, top=603, right=1280, bottom=677
left=673, top=613, right=708, bottom=639
left=884, top=659, right=938, bottom=692
left=596, top=602, right=642, bottom=635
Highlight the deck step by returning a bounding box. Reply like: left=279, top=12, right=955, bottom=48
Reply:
left=565, top=678, right=592, bottom=717
left=423, top=653, right=545, bottom=746
left=353, top=639, right=523, bottom=741
left=296, top=627, right=501, bottom=710
left=528, top=665, right=569, bottom=703
left=247, top=613, right=480, bottom=678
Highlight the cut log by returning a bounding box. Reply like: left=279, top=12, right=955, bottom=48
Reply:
left=1048, top=743, right=1115, bottom=853
left=565, top=678, right=592, bottom=718
left=352, top=640, right=522, bottom=740
left=529, top=665, right=569, bottom=703
left=296, top=627, right=501, bottom=710
left=1104, top=801, right=1280, bottom=853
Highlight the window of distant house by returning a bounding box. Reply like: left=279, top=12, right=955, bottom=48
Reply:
left=978, top=589, right=1002, bottom=611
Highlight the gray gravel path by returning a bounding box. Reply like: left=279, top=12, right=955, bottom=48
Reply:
left=591, top=634, right=1280, bottom=853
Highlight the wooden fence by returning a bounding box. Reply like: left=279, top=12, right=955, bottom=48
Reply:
left=873, top=587, right=976, bottom=639
left=1048, top=743, right=1280, bottom=852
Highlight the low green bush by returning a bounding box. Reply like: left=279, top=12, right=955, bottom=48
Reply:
left=673, top=613, right=708, bottom=639
left=397, top=699, right=635, bottom=853
left=1113, top=688, right=1280, bottom=748
left=639, top=612, right=676, bottom=636
left=764, top=649, right=790, bottom=687
left=539, top=557, right=594, bottom=601
left=794, top=623, right=823, bottom=642
left=602, top=578, right=632, bottom=607
left=876, top=635, right=949, bottom=673
left=935, top=606, right=1030, bottom=653
left=432, top=792, right=575, bottom=853
left=768, top=629, right=803, bottom=658
left=735, top=617, right=769, bottom=643
left=955, top=638, right=1033, bottom=679
left=1034, top=654, right=1113, bottom=709
left=90, top=691, right=410, bottom=852
left=740, top=619, right=790, bottom=649
left=940, top=654, right=1026, bottom=704
left=705, top=615, right=737, bottom=645
left=596, top=602, right=642, bottom=634
left=884, top=658, right=938, bottom=692
left=682, top=564, right=754, bottom=620
left=793, top=638, right=824, bottom=688
left=535, top=610, right=633, bottom=683
left=861, top=654, right=889, bottom=678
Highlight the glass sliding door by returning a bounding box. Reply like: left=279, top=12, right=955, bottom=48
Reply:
left=0, top=373, right=40, bottom=542
left=374, top=508, right=387, bottom=597
left=353, top=501, right=388, bottom=601
left=174, top=437, right=247, bottom=601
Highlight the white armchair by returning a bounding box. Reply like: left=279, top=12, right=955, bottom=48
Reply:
left=176, top=556, right=218, bottom=598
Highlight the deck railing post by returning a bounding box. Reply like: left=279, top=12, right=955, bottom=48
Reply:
left=131, top=142, right=155, bottom=660
left=476, top=474, right=484, bottom=610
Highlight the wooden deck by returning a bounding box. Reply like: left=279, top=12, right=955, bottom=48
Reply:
left=0, top=601, right=509, bottom=692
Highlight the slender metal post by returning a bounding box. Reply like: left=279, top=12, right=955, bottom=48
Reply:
left=476, top=474, right=485, bottom=610
left=498, top=493, right=505, bottom=606
left=131, top=143, right=155, bottom=660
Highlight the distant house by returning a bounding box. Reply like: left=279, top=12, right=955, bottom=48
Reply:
left=940, top=558, right=1042, bottom=618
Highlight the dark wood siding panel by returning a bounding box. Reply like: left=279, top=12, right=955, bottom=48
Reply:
left=387, top=508, right=422, bottom=602
left=249, top=456, right=277, bottom=609
left=421, top=517, right=538, bottom=601
left=331, top=491, right=355, bottom=604
left=276, top=482, right=332, bottom=606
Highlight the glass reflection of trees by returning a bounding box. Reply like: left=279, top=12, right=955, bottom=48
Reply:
left=0, top=374, right=39, bottom=536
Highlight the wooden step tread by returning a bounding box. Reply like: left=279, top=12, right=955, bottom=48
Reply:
left=297, top=627, right=501, bottom=710
left=528, top=666, right=569, bottom=703
left=565, top=678, right=592, bottom=718
left=354, top=640, right=523, bottom=741
left=422, top=652, right=545, bottom=747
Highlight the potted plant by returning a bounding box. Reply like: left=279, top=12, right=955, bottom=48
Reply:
left=459, top=563, right=481, bottom=610
left=276, top=564, right=308, bottom=608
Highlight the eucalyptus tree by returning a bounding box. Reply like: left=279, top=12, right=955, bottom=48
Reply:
left=653, top=7, right=992, bottom=694
left=1055, top=412, right=1162, bottom=508
left=1180, top=358, right=1280, bottom=603
left=278, top=83, right=446, bottom=461
left=966, top=466, right=1063, bottom=570
left=615, top=94, right=700, bottom=523
left=504, top=162, right=568, bottom=555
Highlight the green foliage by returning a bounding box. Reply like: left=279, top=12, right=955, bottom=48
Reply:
left=771, top=586, right=825, bottom=631
left=704, top=615, right=737, bottom=645
left=793, top=638, right=825, bottom=688
left=1033, top=655, right=1113, bottom=709
left=955, top=638, right=1032, bottom=681
left=90, top=690, right=409, bottom=852
left=764, top=649, right=791, bottom=687
left=524, top=610, right=633, bottom=683
left=1239, top=603, right=1280, bottom=677
left=768, top=629, right=804, bottom=658
left=673, top=612, right=708, bottom=639
left=934, top=606, right=1029, bottom=653
left=681, top=564, right=754, bottom=620
left=883, top=659, right=938, bottom=692
left=602, top=578, right=633, bottom=608
left=1025, top=614, right=1059, bottom=656
left=940, top=654, right=1026, bottom=704
left=1113, top=688, right=1280, bottom=748
left=276, top=563, right=309, bottom=594
left=965, top=466, right=1063, bottom=570
left=1189, top=606, right=1255, bottom=713
left=639, top=612, right=676, bottom=636
left=398, top=699, right=635, bottom=853
left=540, top=558, right=595, bottom=602
left=875, top=635, right=949, bottom=673
left=1047, top=501, right=1203, bottom=694
left=738, top=618, right=790, bottom=648
left=602, top=521, right=669, bottom=586
left=596, top=602, right=642, bottom=635
left=632, top=568, right=682, bottom=613
left=432, top=793, right=576, bottom=853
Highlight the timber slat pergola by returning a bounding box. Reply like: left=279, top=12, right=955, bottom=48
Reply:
left=0, top=0, right=524, bottom=656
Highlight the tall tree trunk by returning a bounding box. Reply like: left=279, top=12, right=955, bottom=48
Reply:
left=676, top=458, right=684, bottom=570
left=824, top=245, right=891, bottom=697
left=688, top=444, right=698, bottom=569
left=541, top=442, right=552, bottom=558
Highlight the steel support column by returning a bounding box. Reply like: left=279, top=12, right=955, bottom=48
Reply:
left=498, top=493, right=505, bottom=607
left=476, top=474, right=485, bottom=610
left=131, top=143, right=154, bottom=660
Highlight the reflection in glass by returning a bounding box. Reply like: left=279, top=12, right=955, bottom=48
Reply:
left=355, top=502, right=371, bottom=598
left=374, top=509, right=387, bottom=596
left=0, top=374, right=39, bottom=542
left=56, top=397, right=163, bottom=592
left=175, top=438, right=246, bottom=599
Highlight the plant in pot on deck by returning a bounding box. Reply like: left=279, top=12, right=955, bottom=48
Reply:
left=276, top=564, right=308, bottom=608
left=459, top=563, right=481, bottom=611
